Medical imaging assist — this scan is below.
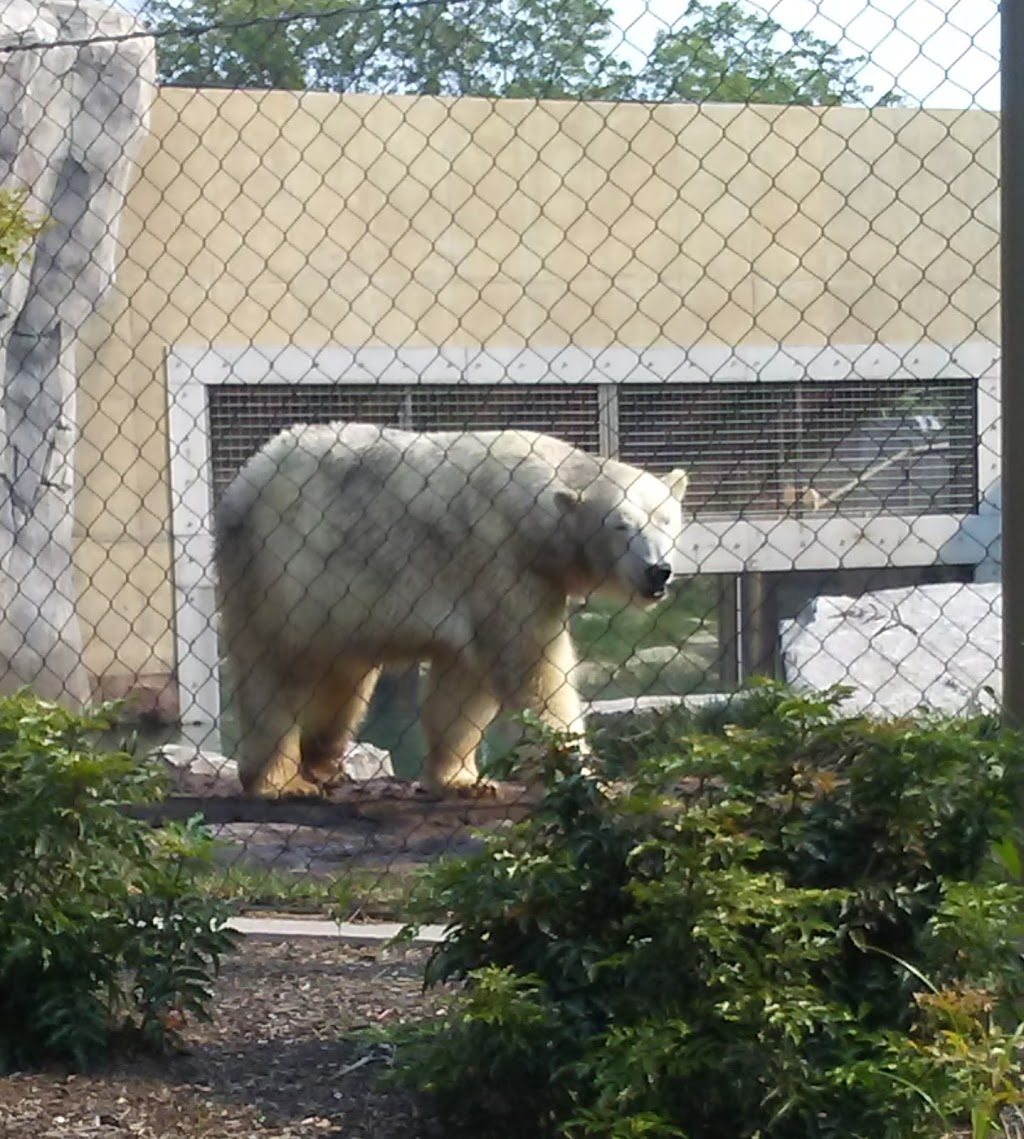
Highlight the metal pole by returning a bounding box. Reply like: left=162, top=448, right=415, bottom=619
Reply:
left=739, top=571, right=780, bottom=680
left=1002, top=0, right=1024, bottom=725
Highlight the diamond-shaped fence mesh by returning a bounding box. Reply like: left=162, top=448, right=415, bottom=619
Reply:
left=0, top=0, right=1003, bottom=916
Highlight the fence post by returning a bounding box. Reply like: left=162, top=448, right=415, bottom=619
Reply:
left=1003, top=0, right=1024, bottom=725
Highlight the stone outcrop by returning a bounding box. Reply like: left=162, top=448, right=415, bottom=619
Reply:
left=0, top=1, right=155, bottom=703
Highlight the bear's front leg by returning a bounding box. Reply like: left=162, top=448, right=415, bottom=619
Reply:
left=487, top=624, right=592, bottom=783
left=494, top=625, right=588, bottom=737
left=420, top=654, right=502, bottom=796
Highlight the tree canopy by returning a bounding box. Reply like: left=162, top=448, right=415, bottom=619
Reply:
left=634, top=2, right=901, bottom=106
left=141, top=0, right=899, bottom=106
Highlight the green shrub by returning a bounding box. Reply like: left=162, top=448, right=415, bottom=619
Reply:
left=0, top=187, right=45, bottom=266
left=390, top=684, right=1024, bottom=1138
left=0, top=693, right=239, bottom=1071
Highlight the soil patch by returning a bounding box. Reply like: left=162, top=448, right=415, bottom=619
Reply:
left=0, top=938, right=444, bottom=1139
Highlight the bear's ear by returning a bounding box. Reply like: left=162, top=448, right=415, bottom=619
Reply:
left=665, top=468, right=689, bottom=502
left=554, top=489, right=583, bottom=515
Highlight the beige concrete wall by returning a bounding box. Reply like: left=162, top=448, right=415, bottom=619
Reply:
left=72, top=88, right=1000, bottom=704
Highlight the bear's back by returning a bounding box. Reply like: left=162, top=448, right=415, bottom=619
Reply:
left=216, top=420, right=611, bottom=573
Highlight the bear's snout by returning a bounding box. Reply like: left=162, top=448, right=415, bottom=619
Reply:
left=643, top=561, right=673, bottom=598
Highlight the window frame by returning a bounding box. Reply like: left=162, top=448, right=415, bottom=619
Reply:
left=166, top=340, right=1000, bottom=744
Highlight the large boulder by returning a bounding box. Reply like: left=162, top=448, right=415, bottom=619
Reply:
left=780, top=581, right=1001, bottom=717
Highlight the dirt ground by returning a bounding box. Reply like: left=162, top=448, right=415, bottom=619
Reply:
left=1, top=934, right=1016, bottom=1139
left=0, top=938, right=445, bottom=1139
left=150, top=768, right=538, bottom=881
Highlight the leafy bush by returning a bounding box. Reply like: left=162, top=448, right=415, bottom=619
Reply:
left=0, top=187, right=45, bottom=266
left=391, top=684, right=1024, bottom=1138
left=0, top=693, right=239, bottom=1071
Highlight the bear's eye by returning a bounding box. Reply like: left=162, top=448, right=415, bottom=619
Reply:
left=613, top=521, right=631, bottom=532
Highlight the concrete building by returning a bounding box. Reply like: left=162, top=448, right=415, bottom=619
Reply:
left=71, top=90, right=1000, bottom=736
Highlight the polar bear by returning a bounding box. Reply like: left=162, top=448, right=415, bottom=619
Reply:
left=213, top=422, right=688, bottom=797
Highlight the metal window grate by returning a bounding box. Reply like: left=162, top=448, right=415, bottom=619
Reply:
left=207, top=382, right=602, bottom=504
left=210, top=382, right=610, bottom=503
left=207, top=377, right=977, bottom=518
left=207, top=383, right=408, bottom=504
left=617, top=378, right=978, bottom=517
left=409, top=384, right=601, bottom=449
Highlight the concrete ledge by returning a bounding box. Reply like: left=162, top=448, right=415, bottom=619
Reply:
left=586, top=691, right=748, bottom=718
left=228, top=915, right=447, bottom=944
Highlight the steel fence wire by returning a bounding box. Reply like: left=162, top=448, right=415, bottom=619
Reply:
left=0, top=0, right=1001, bottom=916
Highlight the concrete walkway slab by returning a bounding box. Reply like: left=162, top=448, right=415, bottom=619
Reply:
left=227, top=915, right=448, bottom=944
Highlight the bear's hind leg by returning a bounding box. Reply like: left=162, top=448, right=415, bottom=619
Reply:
left=421, top=654, right=500, bottom=795
left=232, top=663, right=313, bottom=797
left=298, top=662, right=382, bottom=785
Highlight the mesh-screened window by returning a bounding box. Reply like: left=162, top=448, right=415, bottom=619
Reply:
left=207, top=383, right=407, bottom=504
left=617, top=378, right=977, bottom=517
left=207, top=377, right=977, bottom=517
left=207, top=382, right=602, bottom=504
left=410, top=384, right=600, bottom=449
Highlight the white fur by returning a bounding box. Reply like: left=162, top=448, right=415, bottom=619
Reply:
left=213, top=423, right=686, bottom=796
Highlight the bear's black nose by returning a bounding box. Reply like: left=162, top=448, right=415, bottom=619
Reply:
left=645, top=562, right=673, bottom=594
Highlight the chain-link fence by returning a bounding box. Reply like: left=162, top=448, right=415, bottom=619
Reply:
left=0, top=0, right=1003, bottom=915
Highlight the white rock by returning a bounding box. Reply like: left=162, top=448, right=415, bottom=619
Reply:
left=157, top=743, right=237, bottom=779
left=155, top=739, right=394, bottom=782
left=341, top=740, right=394, bottom=780
left=780, top=582, right=1001, bottom=717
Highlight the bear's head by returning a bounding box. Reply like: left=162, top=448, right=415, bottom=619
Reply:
left=554, top=465, right=688, bottom=605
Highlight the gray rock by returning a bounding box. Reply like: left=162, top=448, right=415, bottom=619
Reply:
left=627, top=645, right=683, bottom=667
left=0, top=2, right=155, bottom=704
left=780, top=582, right=1001, bottom=717
left=155, top=739, right=395, bottom=784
